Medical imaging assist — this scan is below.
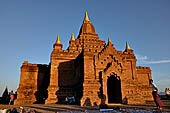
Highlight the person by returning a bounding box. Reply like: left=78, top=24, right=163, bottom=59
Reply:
left=72, top=96, right=75, bottom=104
left=9, top=90, right=15, bottom=105
left=14, top=91, right=17, bottom=100
left=65, top=96, right=68, bottom=104
left=149, top=79, right=163, bottom=110
left=165, top=88, right=170, bottom=100
left=10, top=108, right=18, bottom=113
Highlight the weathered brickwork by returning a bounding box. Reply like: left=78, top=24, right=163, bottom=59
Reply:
left=14, top=61, right=50, bottom=105
left=15, top=12, right=153, bottom=106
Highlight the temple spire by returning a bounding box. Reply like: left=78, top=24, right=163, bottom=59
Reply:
left=107, top=37, right=112, bottom=46
left=2, top=85, right=8, bottom=97
left=56, top=35, right=61, bottom=44
left=126, top=41, right=131, bottom=50
left=84, top=11, right=90, bottom=22
left=108, top=37, right=111, bottom=43
left=70, top=33, right=75, bottom=41
left=53, top=34, right=62, bottom=49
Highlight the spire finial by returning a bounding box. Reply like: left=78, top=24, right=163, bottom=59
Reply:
left=126, top=41, right=131, bottom=50
left=84, top=11, right=90, bottom=22
left=71, top=33, right=75, bottom=41
left=108, top=37, right=111, bottom=43
left=56, top=35, right=61, bottom=44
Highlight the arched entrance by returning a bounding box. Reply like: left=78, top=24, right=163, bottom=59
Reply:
left=107, top=75, right=122, bottom=103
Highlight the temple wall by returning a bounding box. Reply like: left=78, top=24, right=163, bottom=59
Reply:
left=136, top=66, right=153, bottom=102
left=14, top=61, right=50, bottom=105
left=80, top=52, right=101, bottom=106
left=46, top=50, right=84, bottom=104
left=120, top=66, right=153, bottom=104
left=119, top=65, right=153, bottom=104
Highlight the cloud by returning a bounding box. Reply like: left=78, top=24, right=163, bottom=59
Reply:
left=143, top=60, right=170, bottom=64
left=156, top=79, right=170, bottom=92
left=136, top=54, right=170, bottom=64
left=136, top=54, right=148, bottom=61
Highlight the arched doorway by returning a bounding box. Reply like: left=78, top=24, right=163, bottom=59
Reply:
left=107, top=75, right=122, bottom=103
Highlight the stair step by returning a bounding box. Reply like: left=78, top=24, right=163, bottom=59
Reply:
left=146, top=100, right=170, bottom=105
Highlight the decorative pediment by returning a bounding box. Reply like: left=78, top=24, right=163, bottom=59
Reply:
left=103, top=62, right=122, bottom=77
left=95, top=40, right=123, bottom=68
left=95, top=53, right=122, bottom=71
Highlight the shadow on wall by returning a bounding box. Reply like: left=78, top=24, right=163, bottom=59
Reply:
left=34, top=64, right=50, bottom=104
left=56, top=53, right=84, bottom=105
left=83, top=98, right=92, bottom=106
left=122, top=96, right=128, bottom=104
left=98, top=71, right=107, bottom=106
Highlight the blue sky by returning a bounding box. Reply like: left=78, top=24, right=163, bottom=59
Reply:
left=0, top=0, right=170, bottom=95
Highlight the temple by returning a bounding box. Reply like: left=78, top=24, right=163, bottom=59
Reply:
left=15, top=11, right=153, bottom=106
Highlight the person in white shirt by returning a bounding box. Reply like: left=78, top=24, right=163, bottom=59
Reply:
left=149, top=79, right=163, bottom=110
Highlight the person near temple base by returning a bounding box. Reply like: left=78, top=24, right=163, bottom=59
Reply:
left=165, top=88, right=170, bottom=100
left=149, top=79, right=163, bottom=110
left=9, top=90, right=15, bottom=105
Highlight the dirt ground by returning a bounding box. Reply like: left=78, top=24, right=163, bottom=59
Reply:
left=0, top=100, right=170, bottom=113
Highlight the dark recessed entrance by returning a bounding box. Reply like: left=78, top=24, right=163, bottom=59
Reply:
left=107, top=75, right=122, bottom=103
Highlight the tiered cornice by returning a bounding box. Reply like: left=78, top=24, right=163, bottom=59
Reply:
left=67, top=11, right=105, bottom=54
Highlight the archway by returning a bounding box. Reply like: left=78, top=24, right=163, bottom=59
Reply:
left=107, top=75, right=122, bottom=103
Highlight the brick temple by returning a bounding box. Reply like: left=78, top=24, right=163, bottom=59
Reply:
left=15, top=12, right=153, bottom=106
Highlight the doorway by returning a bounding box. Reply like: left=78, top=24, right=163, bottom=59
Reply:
left=107, top=75, right=122, bottom=103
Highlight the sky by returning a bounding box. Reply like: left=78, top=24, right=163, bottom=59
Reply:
left=0, top=0, right=170, bottom=96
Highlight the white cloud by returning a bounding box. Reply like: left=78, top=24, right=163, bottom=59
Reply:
left=156, top=79, right=170, bottom=92
left=136, top=54, right=148, bottom=61
left=136, top=54, right=170, bottom=64
left=143, top=60, right=170, bottom=64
